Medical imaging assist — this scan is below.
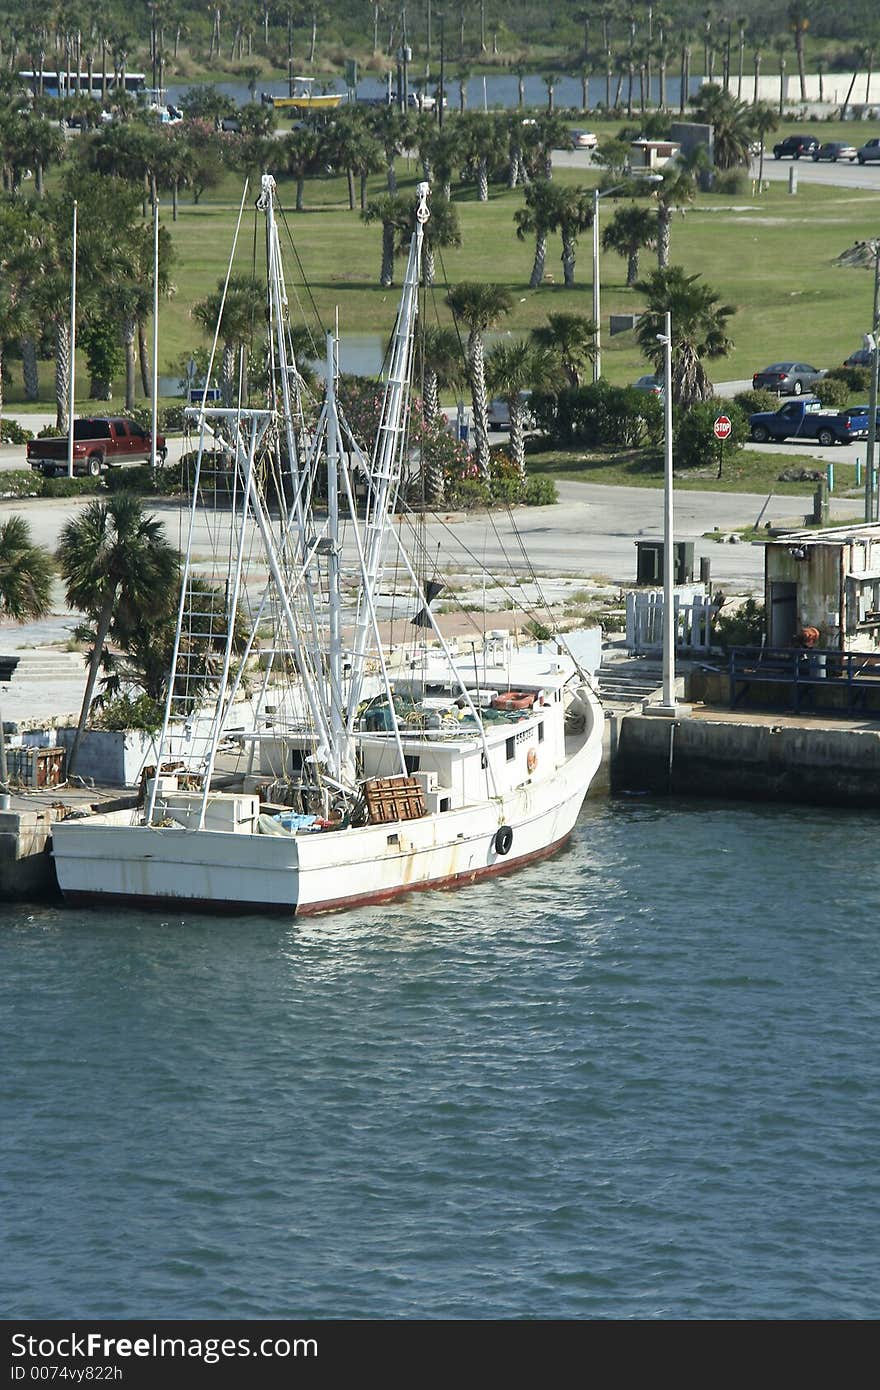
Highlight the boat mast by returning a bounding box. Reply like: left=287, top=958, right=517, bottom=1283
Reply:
left=324, top=329, right=351, bottom=783
left=345, top=181, right=430, bottom=728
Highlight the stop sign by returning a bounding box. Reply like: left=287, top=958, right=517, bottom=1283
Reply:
left=713, top=415, right=732, bottom=440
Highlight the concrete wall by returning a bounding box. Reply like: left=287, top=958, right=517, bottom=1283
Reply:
left=615, top=712, right=880, bottom=807
left=55, top=729, right=161, bottom=787
left=0, top=808, right=61, bottom=901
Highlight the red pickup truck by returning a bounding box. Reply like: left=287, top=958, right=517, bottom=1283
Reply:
left=27, top=417, right=167, bottom=477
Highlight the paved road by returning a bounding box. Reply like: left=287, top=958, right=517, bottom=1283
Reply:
left=553, top=143, right=880, bottom=193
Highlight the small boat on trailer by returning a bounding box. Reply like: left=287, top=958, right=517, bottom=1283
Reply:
left=263, top=78, right=343, bottom=112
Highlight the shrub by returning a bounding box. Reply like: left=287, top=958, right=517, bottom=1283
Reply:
left=531, top=382, right=662, bottom=449
left=824, top=365, right=871, bottom=394
left=522, top=476, right=558, bottom=505
left=733, top=388, right=779, bottom=415
left=490, top=474, right=525, bottom=503
left=712, top=169, right=749, bottom=195
left=674, top=398, right=748, bottom=471
left=160, top=404, right=187, bottom=432
left=130, top=404, right=186, bottom=434
left=105, top=464, right=160, bottom=495
left=0, top=470, right=42, bottom=498
left=446, top=476, right=491, bottom=509
left=814, top=376, right=850, bottom=408
left=0, top=419, right=33, bottom=444
left=39, top=475, right=105, bottom=498
left=95, top=693, right=164, bottom=733
left=37, top=423, right=64, bottom=438
left=714, top=598, right=765, bottom=650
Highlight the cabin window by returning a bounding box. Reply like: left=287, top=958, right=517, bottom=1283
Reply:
left=506, top=736, right=515, bottom=762
left=538, top=721, right=544, bottom=743
left=404, top=754, right=420, bottom=774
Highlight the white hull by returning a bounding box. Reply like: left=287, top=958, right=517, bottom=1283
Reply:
left=52, top=691, right=603, bottom=916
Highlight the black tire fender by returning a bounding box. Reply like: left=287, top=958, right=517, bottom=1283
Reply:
left=494, top=825, right=513, bottom=856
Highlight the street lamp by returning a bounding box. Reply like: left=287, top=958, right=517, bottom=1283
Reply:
left=592, top=174, right=662, bottom=384
left=657, top=310, right=676, bottom=714
left=865, top=240, right=880, bottom=523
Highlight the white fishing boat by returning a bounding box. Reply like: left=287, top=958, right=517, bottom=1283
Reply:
left=51, top=176, right=604, bottom=916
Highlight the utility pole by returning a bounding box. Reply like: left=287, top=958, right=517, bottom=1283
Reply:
left=438, top=12, right=445, bottom=127
left=867, top=241, right=880, bottom=523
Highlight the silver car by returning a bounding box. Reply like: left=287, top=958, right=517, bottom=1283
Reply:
left=752, top=361, right=824, bottom=395
left=857, top=138, right=880, bottom=164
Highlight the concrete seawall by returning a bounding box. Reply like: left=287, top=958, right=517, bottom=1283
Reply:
left=3, top=711, right=878, bottom=902
left=0, top=807, right=64, bottom=901
left=614, top=712, right=880, bottom=807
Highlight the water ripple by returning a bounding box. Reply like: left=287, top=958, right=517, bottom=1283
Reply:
left=1, top=798, right=879, bottom=1318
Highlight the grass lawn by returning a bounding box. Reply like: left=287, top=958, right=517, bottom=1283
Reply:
left=528, top=441, right=867, bottom=498
left=6, top=148, right=880, bottom=430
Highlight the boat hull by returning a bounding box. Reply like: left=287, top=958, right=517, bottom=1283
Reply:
left=271, top=95, right=342, bottom=110
left=52, top=695, right=603, bottom=917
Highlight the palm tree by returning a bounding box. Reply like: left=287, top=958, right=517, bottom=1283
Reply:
left=456, top=65, right=471, bottom=113
left=414, top=195, right=461, bottom=286
left=417, top=325, right=465, bottom=426
left=532, top=312, right=597, bottom=388
left=525, top=111, right=572, bottom=181
left=788, top=1, right=810, bottom=102
left=552, top=186, right=594, bottom=288
left=0, top=202, right=41, bottom=424
left=192, top=275, right=264, bottom=405
left=280, top=125, right=323, bottom=212
left=773, top=35, right=788, bottom=116
left=679, top=29, right=693, bottom=114
left=689, top=82, right=754, bottom=168
left=367, top=104, right=415, bottom=194
left=0, top=516, right=53, bottom=624
left=444, top=282, right=513, bottom=482
left=601, top=204, right=657, bottom=287
left=423, top=123, right=462, bottom=202
left=750, top=103, right=778, bottom=187
left=654, top=151, right=703, bottom=268
left=415, top=325, right=466, bottom=502
left=634, top=265, right=735, bottom=406
left=0, top=515, right=54, bottom=795
left=323, top=109, right=383, bottom=212
left=486, top=340, right=555, bottom=481
left=362, top=193, right=411, bottom=287
left=56, top=494, right=180, bottom=776
left=514, top=180, right=564, bottom=289
left=458, top=113, right=506, bottom=202
left=737, top=16, right=748, bottom=99
left=513, top=62, right=528, bottom=109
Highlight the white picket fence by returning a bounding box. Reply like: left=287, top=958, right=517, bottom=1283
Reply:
left=626, top=590, right=718, bottom=655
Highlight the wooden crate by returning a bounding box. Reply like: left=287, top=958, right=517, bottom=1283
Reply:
left=6, top=746, right=66, bottom=789
left=364, top=775, right=426, bottom=824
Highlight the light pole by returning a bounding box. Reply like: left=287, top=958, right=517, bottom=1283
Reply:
left=592, top=175, right=662, bottom=384
left=865, top=239, right=880, bottom=523
left=658, top=310, right=676, bottom=714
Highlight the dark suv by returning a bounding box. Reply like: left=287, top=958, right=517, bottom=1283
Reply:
left=773, top=135, right=820, bottom=160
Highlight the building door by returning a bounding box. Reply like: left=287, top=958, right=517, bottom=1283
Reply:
left=769, top=582, right=798, bottom=646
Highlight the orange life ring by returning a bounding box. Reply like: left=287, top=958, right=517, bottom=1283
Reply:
left=526, top=748, right=538, bottom=774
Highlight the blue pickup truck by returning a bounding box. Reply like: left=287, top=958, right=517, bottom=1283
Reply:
left=749, top=397, right=869, bottom=446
